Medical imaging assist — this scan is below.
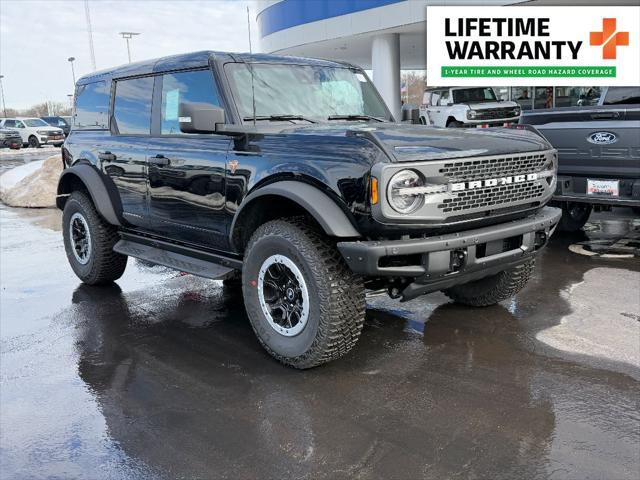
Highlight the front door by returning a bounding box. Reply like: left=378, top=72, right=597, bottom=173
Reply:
left=146, top=68, right=231, bottom=249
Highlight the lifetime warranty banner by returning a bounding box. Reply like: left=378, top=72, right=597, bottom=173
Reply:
left=426, top=6, right=640, bottom=86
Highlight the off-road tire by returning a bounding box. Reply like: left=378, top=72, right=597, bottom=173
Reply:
left=447, top=119, right=464, bottom=128
left=443, top=259, right=535, bottom=307
left=62, top=191, right=127, bottom=285
left=557, top=202, right=592, bottom=232
left=28, top=135, right=40, bottom=148
left=242, top=218, right=365, bottom=369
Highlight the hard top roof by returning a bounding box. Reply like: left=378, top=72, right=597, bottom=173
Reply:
left=76, top=50, right=359, bottom=85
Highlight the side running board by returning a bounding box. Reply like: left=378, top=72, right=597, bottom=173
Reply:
left=114, top=239, right=237, bottom=280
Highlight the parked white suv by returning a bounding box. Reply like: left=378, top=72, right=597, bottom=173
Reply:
left=0, top=117, right=65, bottom=148
left=419, top=87, right=521, bottom=128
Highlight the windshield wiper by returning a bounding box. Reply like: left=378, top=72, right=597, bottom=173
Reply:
left=327, top=114, right=385, bottom=122
left=243, top=115, right=317, bottom=123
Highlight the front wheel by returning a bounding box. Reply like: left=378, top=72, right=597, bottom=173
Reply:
left=446, top=119, right=464, bottom=128
left=62, top=191, right=127, bottom=285
left=557, top=202, right=592, bottom=232
left=242, top=218, right=365, bottom=369
left=443, top=260, right=535, bottom=307
left=28, top=136, right=40, bottom=148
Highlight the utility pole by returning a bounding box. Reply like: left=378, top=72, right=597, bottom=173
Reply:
left=68, top=57, right=76, bottom=89
left=119, top=32, right=140, bottom=63
left=84, top=0, right=96, bottom=70
left=0, top=75, right=6, bottom=117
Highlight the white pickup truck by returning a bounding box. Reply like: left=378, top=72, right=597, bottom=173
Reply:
left=419, top=87, right=521, bottom=128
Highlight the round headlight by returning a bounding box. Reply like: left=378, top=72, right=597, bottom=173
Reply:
left=467, top=110, right=477, bottom=119
left=387, top=169, right=425, bottom=214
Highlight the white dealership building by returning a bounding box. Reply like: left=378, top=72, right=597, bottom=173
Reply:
left=256, top=0, right=636, bottom=119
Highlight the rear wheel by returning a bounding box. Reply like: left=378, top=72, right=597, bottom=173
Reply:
left=443, top=260, right=535, bottom=307
left=62, top=191, right=127, bottom=285
left=558, top=202, right=592, bottom=232
left=28, top=135, right=40, bottom=148
left=242, top=218, right=365, bottom=369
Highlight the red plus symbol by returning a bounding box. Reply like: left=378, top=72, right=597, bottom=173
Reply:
left=590, top=18, right=629, bottom=60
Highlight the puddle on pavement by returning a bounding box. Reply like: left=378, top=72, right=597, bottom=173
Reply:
left=1, top=202, right=640, bottom=479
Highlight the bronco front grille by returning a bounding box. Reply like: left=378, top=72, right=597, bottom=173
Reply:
left=439, top=152, right=548, bottom=182
left=475, top=108, right=518, bottom=120
left=438, top=180, right=545, bottom=213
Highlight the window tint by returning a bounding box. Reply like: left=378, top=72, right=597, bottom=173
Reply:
left=3, top=120, right=15, bottom=127
left=113, top=76, right=154, bottom=135
left=604, top=87, right=640, bottom=105
left=75, top=81, right=110, bottom=129
left=160, top=69, right=220, bottom=134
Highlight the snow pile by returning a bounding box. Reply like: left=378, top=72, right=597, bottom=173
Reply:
left=0, top=155, right=62, bottom=208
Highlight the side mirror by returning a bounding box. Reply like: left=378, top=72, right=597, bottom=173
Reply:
left=179, top=102, right=225, bottom=134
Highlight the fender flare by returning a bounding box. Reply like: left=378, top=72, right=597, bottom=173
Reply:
left=230, top=180, right=361, bottom=247
left=57, top=164, right=123, bottom=226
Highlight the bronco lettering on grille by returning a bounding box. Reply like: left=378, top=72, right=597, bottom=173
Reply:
left=450, top=173, right=538, bottom=192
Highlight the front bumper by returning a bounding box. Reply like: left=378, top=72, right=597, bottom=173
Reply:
left=0, top=137, right=22, bottom=148
left=338, top=206, right=561, bottom=300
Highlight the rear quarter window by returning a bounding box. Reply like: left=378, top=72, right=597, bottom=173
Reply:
left=603, top=87, right=640, bottom=105
left=75, top=81, right=110, bottom=129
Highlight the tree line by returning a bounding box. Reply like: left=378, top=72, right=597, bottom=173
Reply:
left=2, top=101, right=72, bottom=118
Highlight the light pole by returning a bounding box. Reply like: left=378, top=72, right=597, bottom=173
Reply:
left=67, top=57, right=76, bottom=89
left=67, top=94, right=74, bottom=109
left=119, top=32, right=140, bottom=63
left=0, top=75, right=6, bottom=117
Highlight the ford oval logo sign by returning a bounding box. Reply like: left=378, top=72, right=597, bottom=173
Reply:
left=587, top=131, right=618, bottom=145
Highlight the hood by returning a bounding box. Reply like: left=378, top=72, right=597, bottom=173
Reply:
left=274, top=122, right=550, bottom=163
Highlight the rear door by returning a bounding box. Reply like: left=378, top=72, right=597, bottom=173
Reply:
left=145, top=68, right=231, bottom=249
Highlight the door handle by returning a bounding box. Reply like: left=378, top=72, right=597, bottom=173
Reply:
left=590, top=112, right=620, bottom=119
left=98, top=152, right=116, bottom=161
left=149, top=155, right=170, bottom=166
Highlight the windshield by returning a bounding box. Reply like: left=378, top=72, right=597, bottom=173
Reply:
left=225, top=63, right=392, bottom=122
left=24, top=118, right=49, bottom=127
left=452, top=88, right=497, bottom=104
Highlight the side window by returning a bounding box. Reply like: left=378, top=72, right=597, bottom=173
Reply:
left=429, top=92, right=440, bottom=106
left=75, top=81, right=110, bottom=129
left=160, top=69, right=221, bottom=135
left=15, top=121, right=25, bottom=128
left=604, top=87, right=640, bottom=105
left=4, top=120, right=15, bottom=127
left=113, top=76, right=154, bottom=135
left=439, top=90, right=450, bottom=106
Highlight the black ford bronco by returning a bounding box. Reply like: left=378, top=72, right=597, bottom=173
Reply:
left=58, top=51, right=561, bottom=368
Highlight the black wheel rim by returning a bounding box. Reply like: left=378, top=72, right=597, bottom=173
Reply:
left=69, top=212, right=92, bottom=265
left=258, top=255, right=309, bottom=336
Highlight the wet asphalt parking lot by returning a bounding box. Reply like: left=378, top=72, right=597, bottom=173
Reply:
left=1, top=153, right=639, bottom=479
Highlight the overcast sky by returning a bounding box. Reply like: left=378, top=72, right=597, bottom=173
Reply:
left=0, top=0, right=259, bottom=109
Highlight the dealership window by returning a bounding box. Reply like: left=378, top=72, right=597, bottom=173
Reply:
left=74, top=81, right=110, bottom=129
left=534, top=87, right=553, bottom=109
left=555, top=86, right=601, bottom=107
left=113, top=76, right=154, bottom=135
left=160, top=69, right=221, bottom=135
left=511, top=87, right=533, bottom=110
left=493, top=87, right=509, bottom=102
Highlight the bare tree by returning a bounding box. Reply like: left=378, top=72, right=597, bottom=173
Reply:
left=2, top=102, right=71, bottom=118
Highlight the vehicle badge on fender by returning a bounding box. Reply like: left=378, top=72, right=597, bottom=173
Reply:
left=587, top=131, right=617, bottom=145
